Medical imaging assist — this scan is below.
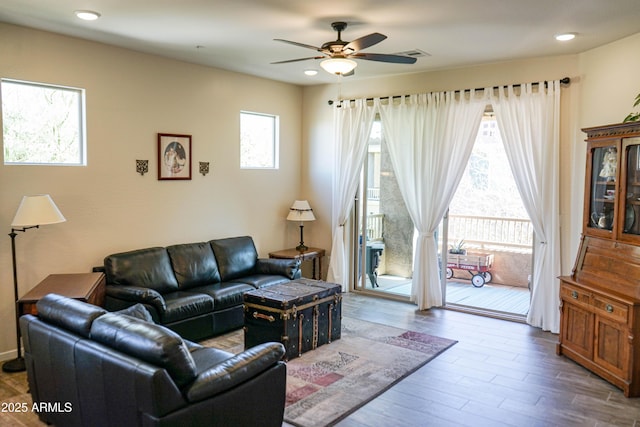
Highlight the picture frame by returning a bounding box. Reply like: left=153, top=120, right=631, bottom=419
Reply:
left=158, top=133, right=192, bottom=180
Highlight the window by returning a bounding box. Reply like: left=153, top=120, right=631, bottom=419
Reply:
left=450, top=116, right=528, bottom=218
left=240, top=111, right=279, bottom=169
left=2, top=79, right=86, bottom=165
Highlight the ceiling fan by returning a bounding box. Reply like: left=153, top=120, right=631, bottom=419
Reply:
left=272, top=21, right=417, bottom=76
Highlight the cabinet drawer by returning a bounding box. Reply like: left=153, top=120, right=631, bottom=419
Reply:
left=593, top=296, right=628, bottom=323
left=561, top=284, right=591, bottom=305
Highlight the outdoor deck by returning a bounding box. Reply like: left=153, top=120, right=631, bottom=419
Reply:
left=373, top=275, right=530, bottom=317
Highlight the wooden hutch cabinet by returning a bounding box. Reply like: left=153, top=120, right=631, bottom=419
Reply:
left=558, top=122, right=640, bottom=397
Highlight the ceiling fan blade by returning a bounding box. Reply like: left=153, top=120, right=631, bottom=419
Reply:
left=274, top=39, right=323, bottom=52
left=271, top=56, right=325, bottom=64
left=350, top=52, right=417, bottom=64
left=343, top=33, right=386, bottom=53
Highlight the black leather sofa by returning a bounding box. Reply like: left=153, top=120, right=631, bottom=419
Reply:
left=103, top=236, right=300, bottom=341
left=20, top=294, right=287, bottom=427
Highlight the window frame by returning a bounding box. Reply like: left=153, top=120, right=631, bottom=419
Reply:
left=2, top=78, right=87, bottom=166
left=239, top=110, right=280, bottom=170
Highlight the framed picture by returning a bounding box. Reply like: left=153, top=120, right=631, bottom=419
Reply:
left=158, top=133, right=192, bottom=180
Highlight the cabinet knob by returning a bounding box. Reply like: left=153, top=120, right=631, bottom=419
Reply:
left=571, top=290, right=578, bottom=299
left=606, top=304, right=613, bottom=313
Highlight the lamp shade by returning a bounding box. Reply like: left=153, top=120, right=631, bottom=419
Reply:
left=320, top=58, right=357, bottom=75
left=287, top=200, right=315, bottom=222
left=11, top=194, right=67, bottom=227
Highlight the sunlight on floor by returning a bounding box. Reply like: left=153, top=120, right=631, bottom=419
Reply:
left=371, top=275, right=530, bottom=316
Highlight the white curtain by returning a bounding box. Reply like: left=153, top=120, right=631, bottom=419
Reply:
left=326, top=99, right=377, bottom=291
left=376, top=91, right=486, bottom=309
left=491, top=81, right=562, bottom=332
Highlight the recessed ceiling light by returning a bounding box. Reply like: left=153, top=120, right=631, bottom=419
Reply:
left=75, top=10, right=101, bottom=21
left=555, top=33, right=576, bottom=41
left=304, top=69, right=318, bottom=76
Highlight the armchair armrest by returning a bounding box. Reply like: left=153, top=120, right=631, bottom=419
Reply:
left=105, top=285, right=166, bottom=312
left=256, top=258, right=301, bottom=279
left=185, top=342, right=285, bottom=402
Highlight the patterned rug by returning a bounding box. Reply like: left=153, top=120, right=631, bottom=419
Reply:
left=202, top=316, right=457, bottom=427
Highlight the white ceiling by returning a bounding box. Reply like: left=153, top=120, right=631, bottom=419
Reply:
left=1, top=0, right=640, bottom=86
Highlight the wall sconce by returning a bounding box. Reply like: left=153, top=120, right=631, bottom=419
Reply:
left=199, top=162, right=210, bottom=176
left=136, top=160, right=149, bottom=176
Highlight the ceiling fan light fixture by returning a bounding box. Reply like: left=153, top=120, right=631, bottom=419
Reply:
left=320, top=58, right=357, bottom=75
left=304, top=69, right=318, bottom=76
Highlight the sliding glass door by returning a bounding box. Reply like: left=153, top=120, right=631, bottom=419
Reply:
left=353, top=120, right=413, bottom=299
left=353, top=115, right=532, bottom=319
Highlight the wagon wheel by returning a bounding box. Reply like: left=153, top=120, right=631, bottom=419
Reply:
left=446, top=267, right=453, bottom=279
left=471, top=273, right=485, bottom=287
left=482, top=271, right=492, bottom=283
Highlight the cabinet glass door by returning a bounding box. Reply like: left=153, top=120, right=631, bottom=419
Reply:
left=622, top=138, right=640, bottom=237
left=588, top=145, right=617, bottom=233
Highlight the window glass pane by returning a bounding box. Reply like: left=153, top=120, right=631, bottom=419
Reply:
left=240, top=111, right=279, bottom=169
left=2, top=79, right=86, bottom=165
left=623, top=139, right=640, bottom=235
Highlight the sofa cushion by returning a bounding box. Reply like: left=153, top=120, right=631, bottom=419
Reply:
left=90, top=313, right=197, bottom=388
left=256, top=258, right=301, bottom=279
left=186, top=343, right=286, bottom=403
left=190, top=282, right=254, bottom=310
left=104, top=247, right=179, bottom=294
left=210, top=236, right=258, bottom=281
left=115, top=303, right=154, bottom=322
left=167, top=242, right=221, bottom=289
left=190, top=346, right=236, bottom=374
left=36, top=293, right=107, bottom=338
left=161, top=292, right=215, bottom=324
left=230, top=275, right=291, bottom=289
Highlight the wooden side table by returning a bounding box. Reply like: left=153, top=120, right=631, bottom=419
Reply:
left=269, top=247, right=326, bottom=280
left=18, top=272, right=106, bottom=316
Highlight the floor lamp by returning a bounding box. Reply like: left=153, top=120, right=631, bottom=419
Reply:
left=3, top=195, right=66, bottom=373
left=287, top=200, right=315, bottom=252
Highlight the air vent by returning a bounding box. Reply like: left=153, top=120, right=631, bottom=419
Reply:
left=394, top=49, right=431, bottom=58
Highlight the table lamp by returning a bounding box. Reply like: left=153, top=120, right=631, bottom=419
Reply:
left=287, top=200, right=315, bottom=252
left=3, top=194, right=66, bottom=373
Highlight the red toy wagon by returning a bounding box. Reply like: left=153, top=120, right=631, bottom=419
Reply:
left=445, top=252, right=494, bottom=287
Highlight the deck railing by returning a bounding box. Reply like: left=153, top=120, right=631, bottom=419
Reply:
left=447, top=214, right=533, bottom=250
left=365, top=213, right=384, bottom=241
left=364, top=213, right=533, bottom=250
left=367, top=187, right=380, bottom=201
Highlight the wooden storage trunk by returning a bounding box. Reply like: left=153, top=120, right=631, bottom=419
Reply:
left=243, top=279, right=342, bottom=360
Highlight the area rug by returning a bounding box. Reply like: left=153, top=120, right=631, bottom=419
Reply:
left=202, top=317, right=456, bottom=427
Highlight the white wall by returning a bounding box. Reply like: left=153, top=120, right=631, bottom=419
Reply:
left=0, top=23, right=303, bottom=359
left=579, top=32, right=640, bottom=128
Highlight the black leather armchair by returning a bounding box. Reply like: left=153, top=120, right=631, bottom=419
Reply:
left=20, top=294, right=287, bottom=427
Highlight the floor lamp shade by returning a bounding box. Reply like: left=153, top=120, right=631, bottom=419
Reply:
left=3, top=194, right=66, bottom=373
left=287, top=200, right=315, bottom=251
left=11, top=194, right=66, bottom=227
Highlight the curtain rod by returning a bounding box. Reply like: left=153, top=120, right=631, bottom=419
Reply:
left=328, top=76, right=571, bottom=106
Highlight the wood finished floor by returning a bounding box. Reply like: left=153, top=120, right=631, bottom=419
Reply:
left=334, top=293, right=640, bottom=427
left=2, top=293, right=640, bottom=426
